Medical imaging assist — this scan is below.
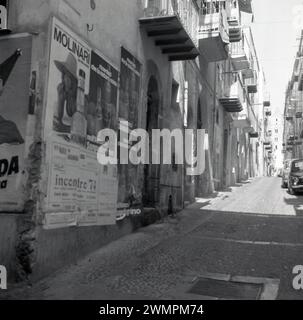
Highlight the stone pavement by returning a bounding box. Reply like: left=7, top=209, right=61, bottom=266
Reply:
left=2, top=177, right=303, bottom=300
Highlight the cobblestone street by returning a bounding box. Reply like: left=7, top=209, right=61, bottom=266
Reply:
left=3, top=177, right=303, bottom=300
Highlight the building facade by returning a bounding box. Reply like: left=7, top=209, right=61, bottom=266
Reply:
left=0, top=0, right=269, bottom=282
left=283, top=30, right=303, bottom=162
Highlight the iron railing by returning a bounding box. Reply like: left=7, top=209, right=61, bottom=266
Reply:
left=142, top=0, right=199, bottom=46
left=230, top=33, right=252, bottom=59
left=199, top=9, right=229, bottom=43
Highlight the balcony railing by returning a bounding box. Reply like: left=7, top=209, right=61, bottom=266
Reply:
left=245, top=70, right=258, bottom=93
left=140, top=0, right=200, bottom=60
left=298, top=60, right=303, bottom=91
left=228, top=6, right=240, bottom=26
left=227, top=4, right=242, bottom=43
left=233, top=101, right=251, bottom=128
left=219, top=75, right=244, bottom=113
left=230, top=35, right=251, bottom=71
left=198, top=9, right=229, bottom=62
left=199, top=10, right=229, bottom=43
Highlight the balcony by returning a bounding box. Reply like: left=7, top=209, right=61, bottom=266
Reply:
left=230, top=35, right=251, bottom=72
left=232, top=102, right=251, bottom=128
left=296, top=112, right=303, bottom=119
left=228, top=5, right=242, bottom=43
left=140, top=0, right=200, bottom=61
left=298, top=61, right=303, bottom=91
left=245, top=71, right=258, bottom=93
left=249, top=132, right=259, bottom=139
left=198, top=9, right=229, bottom=62
left=219, top=76, right=244, bottom=113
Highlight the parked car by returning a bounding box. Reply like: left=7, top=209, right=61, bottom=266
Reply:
left=288, top=159, right=303, bottom=195
left=281, top=160, right=291, bottom=188
left=277, top=168, right=283, bottom=177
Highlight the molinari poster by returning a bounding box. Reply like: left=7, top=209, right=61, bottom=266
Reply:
left=44, top=17, right=118, bottom=229
left=0, top=34, right=32, bottom=212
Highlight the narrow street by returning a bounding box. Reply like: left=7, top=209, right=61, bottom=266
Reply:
left=4, top=177, right=303, bottom=300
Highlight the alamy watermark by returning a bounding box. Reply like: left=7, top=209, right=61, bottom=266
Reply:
left=0, top=265, right=7, bottom=290
left=293, top=265, right=303, bottom=290
left=96, top=121, right=207, bottom=176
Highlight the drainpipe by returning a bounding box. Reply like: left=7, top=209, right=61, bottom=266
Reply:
left=212, top=62, right=218, bottom=189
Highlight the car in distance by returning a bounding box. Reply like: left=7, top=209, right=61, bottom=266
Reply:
left=288, top=159, right=303, bottom=195
left=281, top=160, right=291, bottom=188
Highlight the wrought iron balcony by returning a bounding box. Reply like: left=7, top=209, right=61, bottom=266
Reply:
left=219, top=76, right=244, bottom=113
left=140, top=0, right=200, bottom=61
left=233, top=102, right=251, bottom=128
left=296, top=112, right=303, bottom=119
left=229, top=35, right=251, bottom=72
left=228, top=5, right=242, bottom=43
left=229, top=26, right=242, bottom=43
left=198, top=9, right=229, bottom=62
left=249, top=132, right=259, bottom=139
left=298, top=60, right=303, bottom=91
left=245, top=71, right=258, bottom=93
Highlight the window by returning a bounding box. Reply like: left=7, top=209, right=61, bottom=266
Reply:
left=292, top=160, right=303, bottom=173
left=202, top=0, right=226, bottom=14
left=171, top=80, right=179, bottom=109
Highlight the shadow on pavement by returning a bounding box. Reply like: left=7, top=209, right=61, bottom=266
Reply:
left=284, top=195, right=303, bottom=216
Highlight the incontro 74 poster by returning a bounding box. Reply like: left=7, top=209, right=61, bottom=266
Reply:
left=0, top=34, right=32, bottom=212
left=43, top=17, right=119, bottom=229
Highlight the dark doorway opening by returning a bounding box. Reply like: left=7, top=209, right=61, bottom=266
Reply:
left=143, top=76, right=160, bottom=207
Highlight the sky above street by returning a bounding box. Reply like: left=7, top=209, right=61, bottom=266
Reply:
left=252, top=0, right=302, bottom=118
left=251, top=0, right=303, bottom=166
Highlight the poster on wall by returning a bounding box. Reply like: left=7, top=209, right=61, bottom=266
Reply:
left=118, top=47, right=142, bottom=207
left=86, top=50, right=119, bottom=149
left=119, top=47, right=141, bottom=129
left=0, top=34, right=32, bottom=212
left=44, top=17, right=118, bottom=229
